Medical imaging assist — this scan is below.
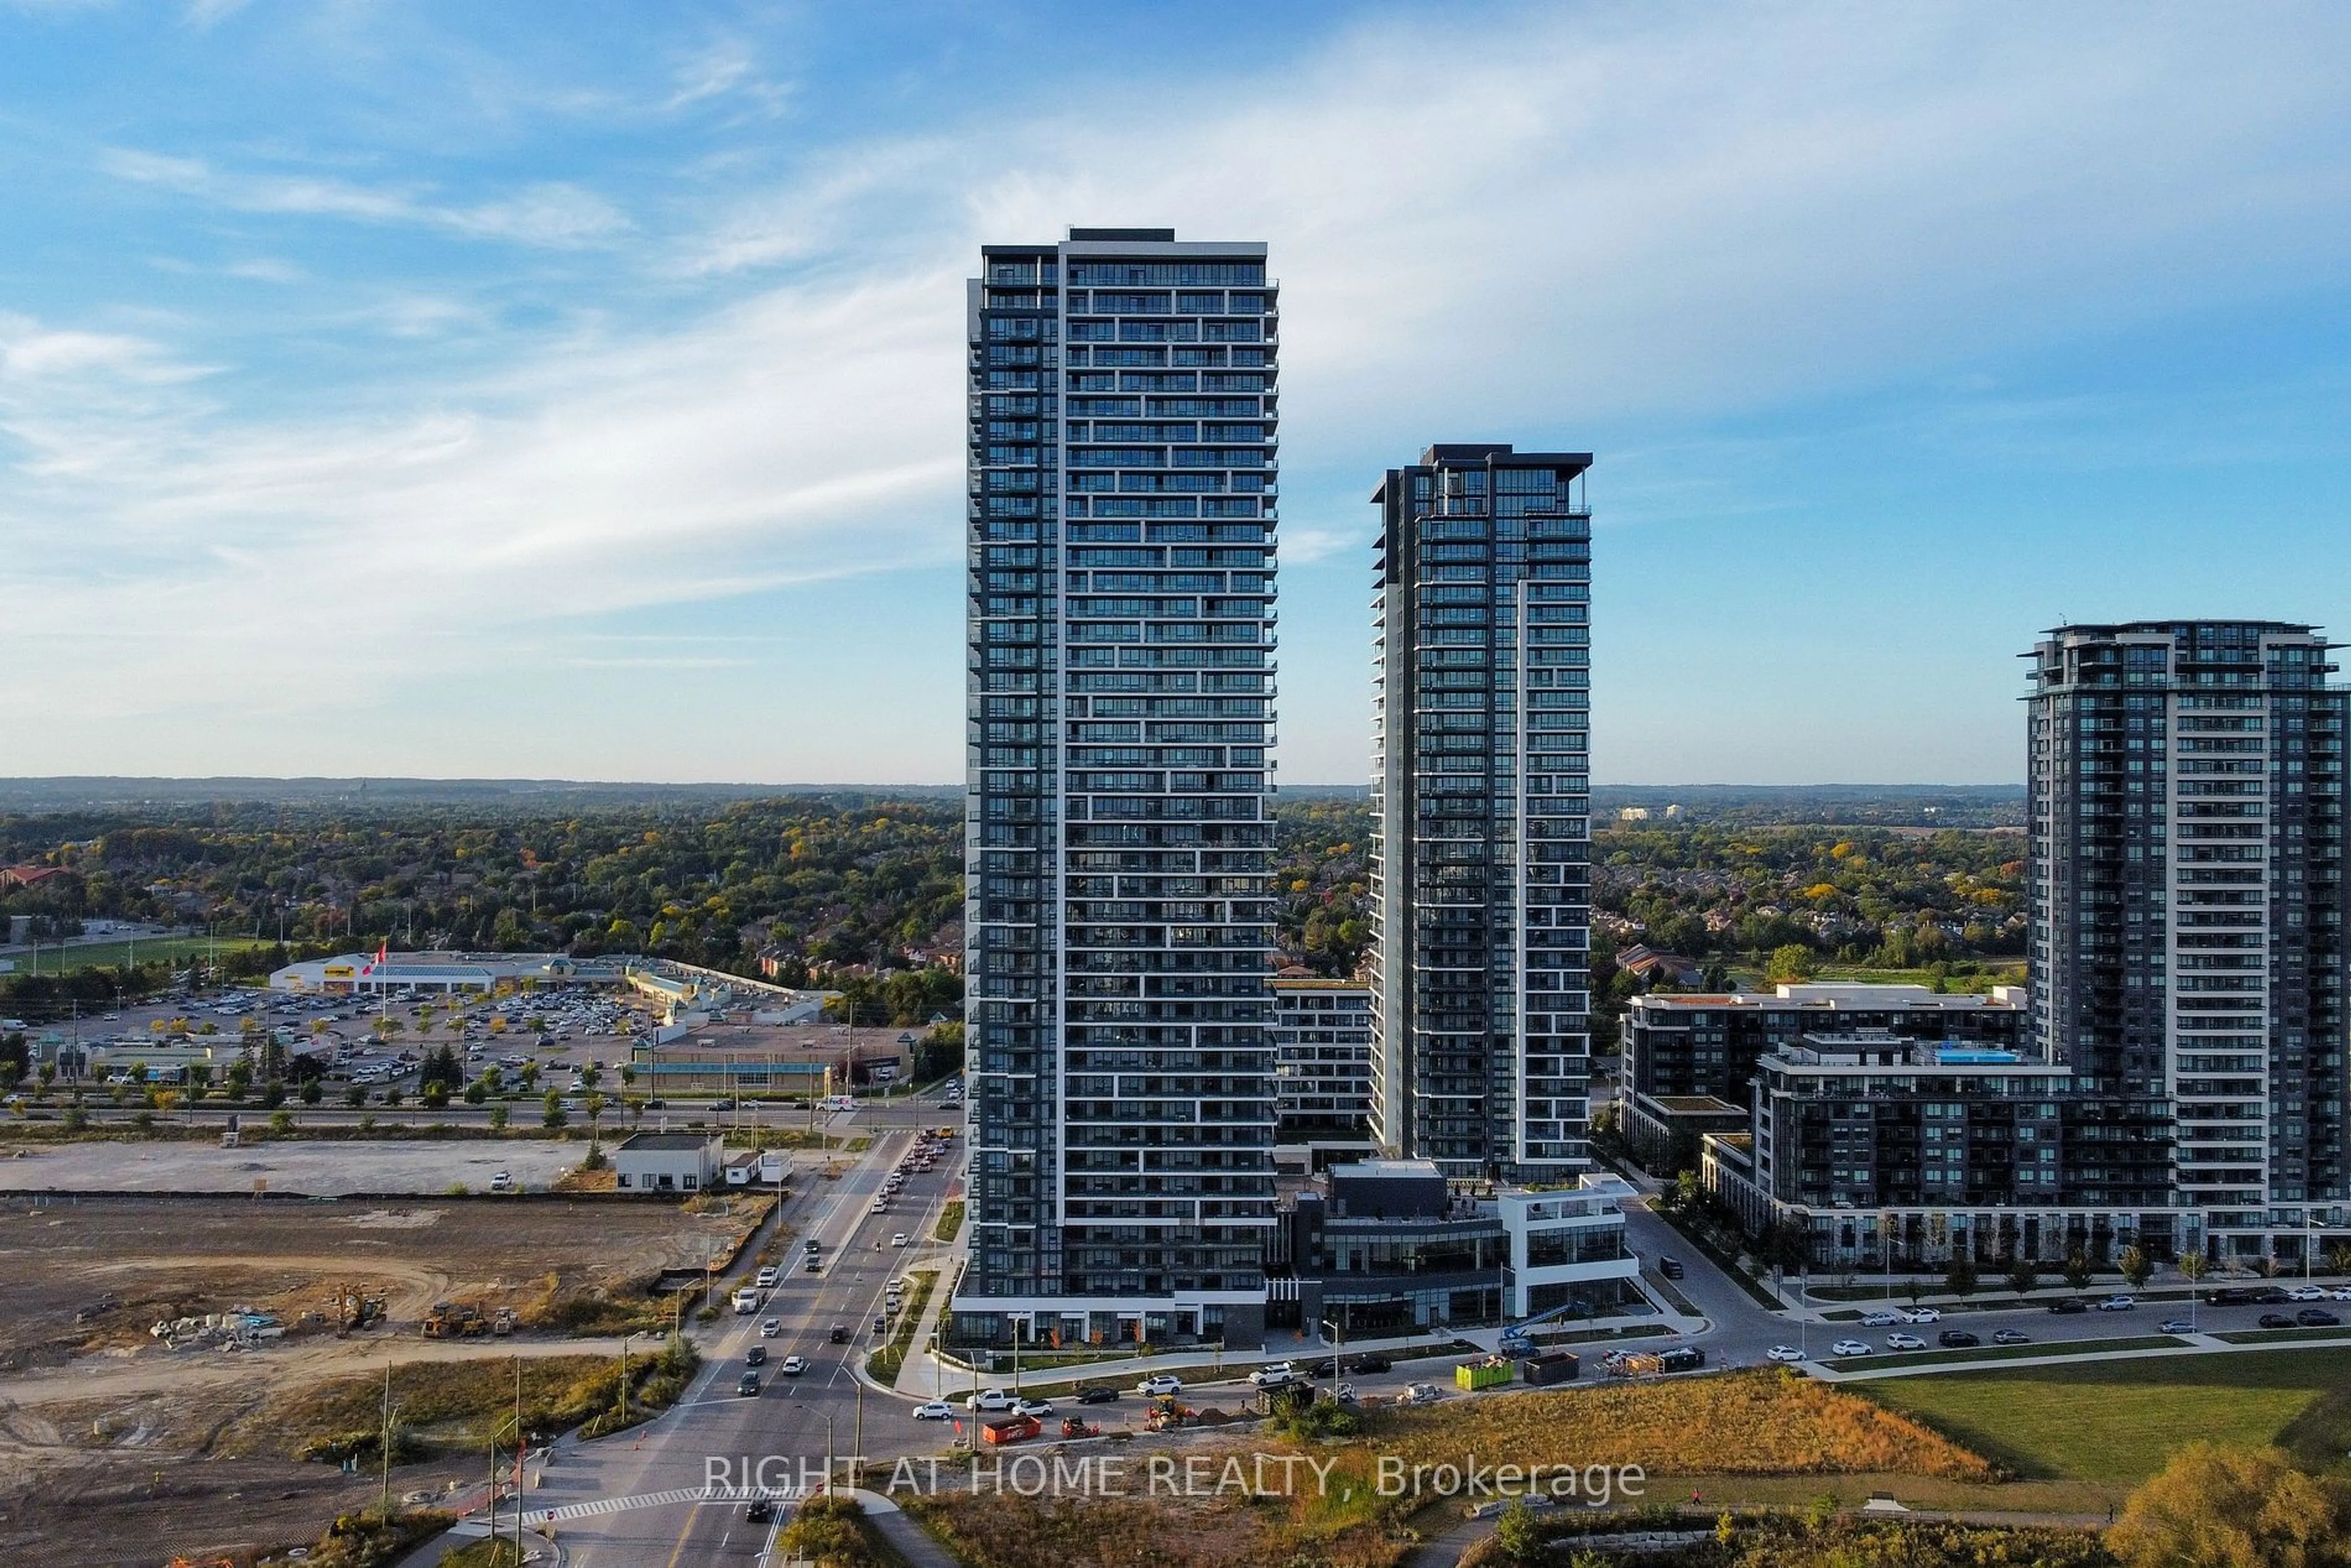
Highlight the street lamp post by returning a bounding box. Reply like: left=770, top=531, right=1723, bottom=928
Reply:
left=1317, top=1316, right=1346, bottom=1381
left=618, top=1330, right=639, bottom=1425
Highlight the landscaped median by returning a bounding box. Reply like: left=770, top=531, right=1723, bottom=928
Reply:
left=867, top=1269, right=938, bottom=1383
left=934, top=1198, right=965, bottom=1244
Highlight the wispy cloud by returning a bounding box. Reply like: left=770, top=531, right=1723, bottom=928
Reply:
left=100, top=148, right=630, bottom=247
left=6, top=5, right=2350, bottom=778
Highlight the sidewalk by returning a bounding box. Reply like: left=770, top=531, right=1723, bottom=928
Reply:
left=1807, top=1329, right=2351, bottom=1382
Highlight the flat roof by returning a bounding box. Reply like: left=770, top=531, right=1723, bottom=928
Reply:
left=1648, top=1095, right=1747, bottom=1115
left=617, top=1132, right=718, bottom=1151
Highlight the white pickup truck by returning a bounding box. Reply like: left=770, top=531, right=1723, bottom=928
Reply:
left=732, top=1287, right=762, bottom=1315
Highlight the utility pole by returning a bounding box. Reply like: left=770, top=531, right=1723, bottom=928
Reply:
left=379, top=1359, right=394, bottom=1521
left=512, top=1356, right=524, bottom=1566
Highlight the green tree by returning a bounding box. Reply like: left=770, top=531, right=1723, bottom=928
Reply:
left=1765, top=943, right=1817, bottom=983
left=2063, top=1251, right=2094, bottom=1292
left=2005, top=1256, right=2039, bottom=1300
left=1944, top=1256, right=1978, bottom=1299
left=489, top=1104, right=509, bottom=1133
left=542, top=1091, right=566, bottom=1129
left=299, top=1078, right=323, bottom=1106
left=2119, top=1245, right=2154, bottom=1291
left=343, top=1084, right=367, bottom=1108
left=1493, top=1498, right=1542, bottom=1562
left=2109, top=1442, right=2351, bottom=1568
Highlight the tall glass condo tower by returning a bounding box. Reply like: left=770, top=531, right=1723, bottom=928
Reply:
left=1368, top=445, right=1594, bottom=1182
left=956, top=230, right=1280, bottom=1350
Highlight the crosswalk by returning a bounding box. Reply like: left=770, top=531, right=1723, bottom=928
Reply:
left=523, top=1485, right=786, bottom=1525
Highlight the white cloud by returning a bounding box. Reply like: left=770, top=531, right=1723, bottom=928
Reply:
left=100, top=148, right=630, bottom=247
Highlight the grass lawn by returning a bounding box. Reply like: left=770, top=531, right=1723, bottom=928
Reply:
left=1823, top=1334, right=2180, bottom=1373
left=1855, top=1345, right=2351, bottom=1483
left=9, top=934, right=272, bottom=975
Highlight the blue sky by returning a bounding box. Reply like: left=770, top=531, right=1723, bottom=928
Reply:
left=2, top=2, right=2349, bottom=785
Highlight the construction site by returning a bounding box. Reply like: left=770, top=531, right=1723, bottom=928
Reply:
left=0, top=1191, right=771, bottom=1567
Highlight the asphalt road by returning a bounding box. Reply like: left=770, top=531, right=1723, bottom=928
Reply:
left=1621, top=1197, right=2349, bottom=1366
left=535, top=1109, right=963, bottom=1567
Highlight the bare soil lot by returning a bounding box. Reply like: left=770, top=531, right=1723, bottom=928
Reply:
left=0, top=1192, right=765, bottom=1567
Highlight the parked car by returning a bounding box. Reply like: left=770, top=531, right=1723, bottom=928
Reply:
left=2047, top=1297, right=2089, bottom=1315
left=755, top=1266, right=779, bottom=1288
left=2096, top=1295, right=2137, bottom=1312
left=1885, top=1331, right=1926, bottom=1351
left=1135, top=1375, right=1183, bottom=1397
left=1013, top=1397, right=1055, bottom=1417
left=1899, top=1307, right=1941, bottom=1324
left=2297, top=1308, right=2341, bottom=1327
left=1992, top=1329, right=2031, bottom=1345
left=1860, top=1310, right=1903, bottom=1327
left=1076, top=1386, right=1120, bottom=1405
left=2260, top=1313, right=2298, bottom=1329
left=1344, top=1354, right=1392, bottom=1375
left=2159, top=1319, right=2195, bottom=1334
left=1937, top=1330, right=1980, bottom=1348
left=1830, top=1339, right=1872, bottom=1357
left=1766, top=1345, right=1805, bottom=1363
left=2287, top=1285, right=2329, bottom=1302
left=1659, top=1256, right=1685, bottom=1280
left=913, top=1401, right=954, bottom=1420
left=1250, top=1362, right=1299, bottom=1388
left=970, top=1388, right=1017, bottom=1411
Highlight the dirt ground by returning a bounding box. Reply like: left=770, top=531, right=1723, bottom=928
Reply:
left=0, top=1193, right=765, bottom=1567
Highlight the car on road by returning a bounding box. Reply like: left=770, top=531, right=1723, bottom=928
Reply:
left=1658, top=1256, right=1684, bottom=1280
left=2287, top=1285, right=2329, bottom=1302
left=1898, top=1307, right=1941, bottom=1324
left=892, top=1232, right=910, bottom=1248
left=970, top=1388, right=1017, bottom=1412
left=1860, top=1310, right=1903, bottom=1327
left=2260, top=1313, right=2299, bottom=1329
left=1344, top=1354, right=1392, bottom=1375
left=1766, top=1345, right=1805, bottom=1363
left=803, top=1237, right=822, bottom=1254
left=2297, top=1308, right=2341, bottom=1327
left=1884, top=1331, right=1926, bottom=1351
left=2159, top=1319, right=2195, bottom=1334
left=2096, top=1294, right=2137, bottom=1312
left=737, top=1371, right=760, bottom=1397
left=804, top=1257, right=822, bottom=1274
left=913, top=1401, right=954, bottom=1421
left=746, top=1498, right=776, bottom=1523
left=2332, top=1286, right=2351, bottom=1302
left=1013, top=1397, right=1054, bottom=1417
left=1076, top=1386, right=1120, bottom=1405
left=779, top=1355, right=809, bottom=1376
left=1136, top=1375, right=1183, bottom=1397
left=2047, top=1297, right=2089, bottom=1314
left=1937, top=1330, right=1980, bottom=1348
left=1250, top=1366, right=1299, bottom=1389
left=1992, top=1329, right=2031, bottom=1345
left=1830, top=1339, right=1872, bottom=1357
left=759, top=1318, right=781, bottom=1337
left=745, top=1346, right=768, bottom=1367
left=755, top=1266, right=779, bottom=1288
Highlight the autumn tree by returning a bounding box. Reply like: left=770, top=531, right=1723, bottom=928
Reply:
left=2109, top=1442, right=2351, bottom=1568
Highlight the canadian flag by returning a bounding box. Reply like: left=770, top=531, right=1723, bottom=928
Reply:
left=363, top=941, right=388, bottom=975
